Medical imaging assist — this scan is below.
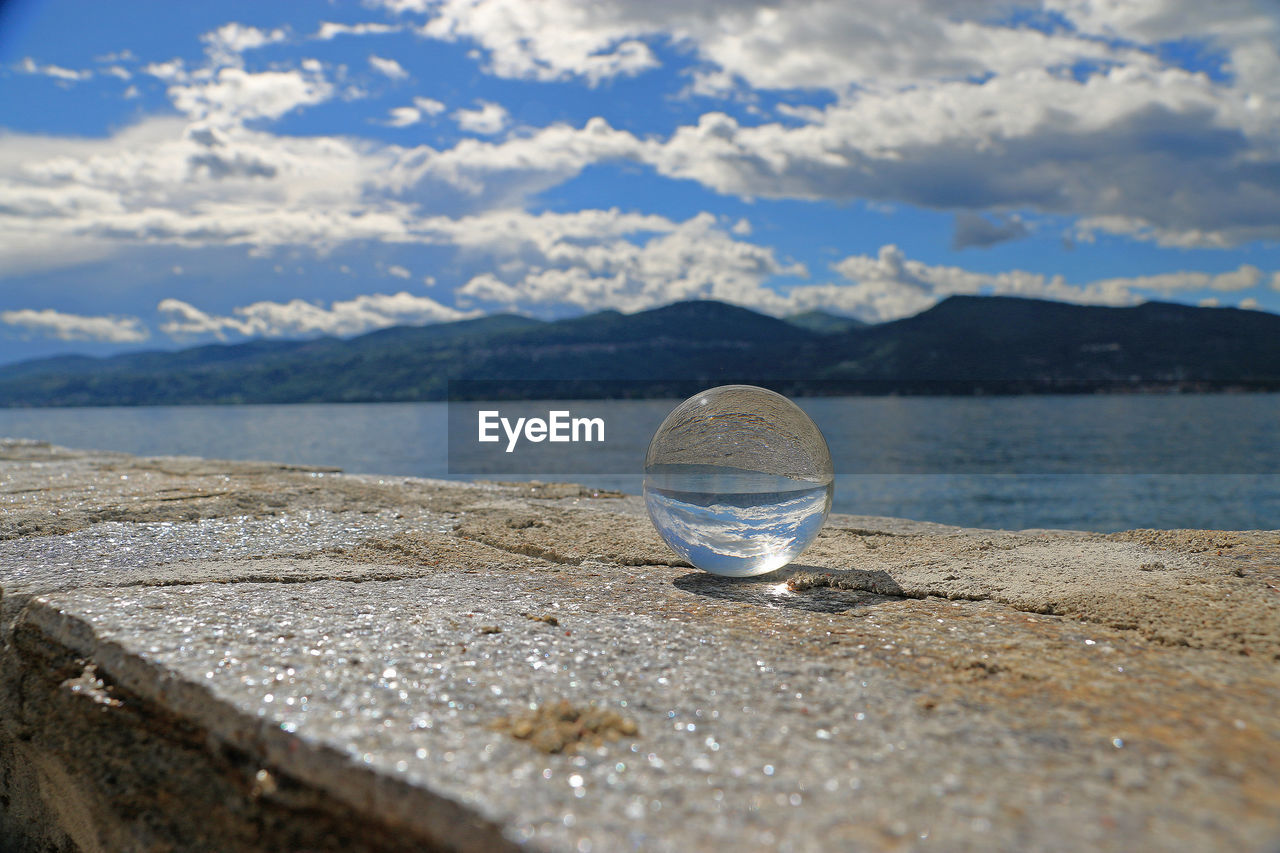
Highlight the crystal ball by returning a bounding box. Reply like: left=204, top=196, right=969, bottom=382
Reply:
left=644, top=385, right=834, bottom=577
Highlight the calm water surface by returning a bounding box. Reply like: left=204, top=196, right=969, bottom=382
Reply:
left=1, top=395, right=1276, bottom=532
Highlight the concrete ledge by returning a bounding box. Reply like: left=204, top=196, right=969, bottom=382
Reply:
left=1, top=439, right=1278, bottom=851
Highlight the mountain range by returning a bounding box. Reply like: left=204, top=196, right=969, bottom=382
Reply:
left=0, top=295, right=1277, bottom=406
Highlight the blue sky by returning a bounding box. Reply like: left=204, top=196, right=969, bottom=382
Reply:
left=0, top=0, right=1277, bottom=364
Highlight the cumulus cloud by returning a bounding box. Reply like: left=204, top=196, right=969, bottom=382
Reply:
left=775, top=248, right=1274, bottom=322
left=316, top=21, right=399, bottom=40
left=453, top=101, right=509, bottom=135
left=646, top=66, right=1280, bottom=246
left=444, top=223, right=1274, bottom=322
left=388, top=0, right=1278, bottom=103
left=385, top=97, right=446, bottom=127
left=201, top=23, right=287, bottom=60
left=167, top=66, right=334, bottom=124
left=1, top=308, right=149, bottom=343
left=387, top=0, right=1131, bottom=92
left=20, top=4, right=1280, bottom=252
left=390, top=117, right=642, bottom=212
left=142, top=58, right=185, bottom=81
left=4, top=1, right=1276, bottom=327
left=18, top=57, right=91, bottom=82
left=4, top=106, right=1270, bottom=326
left=385, top=0, right=1133, bottom=90
left=369, top=54, right=410, bottom=79
left=0, top=112, right=640, bottom=263
left=0, top=114, right=408, bottom=259
left=386, top=106, right=423, bottom=127
left=414, top=96, right=446, bottom=115
left=158, top=292, right=474, bottom=340
left=407, top=0, right=658, bottom=85
left=454, top=211, right=806, bottom=314
left=373, top=0, right=1280, bottom=246
left=1088, top=265, right=1265, bottom=295
left=129, top=34, right=338, bottom=131
left=0, top=118, right=428, bottom=256
left=804, top=245, right=1140, bottom=321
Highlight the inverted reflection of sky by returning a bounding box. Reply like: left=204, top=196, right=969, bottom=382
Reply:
left=645, top=473, right=832, bottom=576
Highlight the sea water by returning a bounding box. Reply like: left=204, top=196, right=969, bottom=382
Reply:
left=644, top=464, right=834, bottom=576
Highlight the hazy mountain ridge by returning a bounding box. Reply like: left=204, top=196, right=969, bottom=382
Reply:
left=784, top=310, right=868, bottom=334
left=0, top=296, right=1276, bottom=406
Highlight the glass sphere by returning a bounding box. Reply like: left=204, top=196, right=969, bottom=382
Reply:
left=643, top=385, right=834, bottom=577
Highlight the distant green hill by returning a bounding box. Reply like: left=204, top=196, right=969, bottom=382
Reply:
left=0, top=296, right=1277, bottom=406
left=784, top=310, right=867, bottom=335
left=815, top=297, right=1280, bottom=389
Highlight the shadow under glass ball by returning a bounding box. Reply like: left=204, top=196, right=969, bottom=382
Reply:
left=643, top=385, right=834, bottom=577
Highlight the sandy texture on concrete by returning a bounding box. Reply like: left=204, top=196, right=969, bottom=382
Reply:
left=1, top=438, right=1277, bottom=852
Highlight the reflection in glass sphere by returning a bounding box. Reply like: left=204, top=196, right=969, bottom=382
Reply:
left=643, top=385, right=834, bottom=577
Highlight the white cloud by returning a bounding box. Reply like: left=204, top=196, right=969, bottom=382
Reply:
left=644, top=62, right=1280, bottom=246
left=142, top=58, right=185, bottom=81
left=414, top=96, right=446, bottom=115
left=387, top=264, right=412, bottom=278
left=166, top=66, right=335, bottom=125
left=316, top=21, right=399, bottom=40
left=141, top=48, right=368, bottom=136
left=8, top=107, right=1263, bottom=325
left=422, top=207, right=672, bottom=251
left=1088, top=265, right=1265, bottom=295
left=3, top=100, right=1271, bottom=311
left=386, top=106, right=423, bottom=127
left=0, top=116, right=403, bottom=259
left=387, top=0, right=1279, bottom=107
left=394, top=118, right=641, bottom=211
left=679, top=68, right=752, bottom=102
left=1, top=308, right=148, bottom=343
left=453, top=101, right=509, bottom=135
left=455, top=211, right=806, bottom=314
left=18, top=57, right=92, bottom=82
left=3, top=0, right=1276, bottom=316
left=376, top=0, right=1280, bottom=246
left=409, top=0, right=658, bottom=85
left=95, top=49, right=135, bottom=63
left=388, top=0, right=1134, bottom=90
left=1045, top=0, right=1279, bottom=105
left=201, top=23, right=287, bottom=60
left=158, top=292, right=474, bottom=339
left=385, top=98, right=446, bottom=126
left=443, top=214, right=1265, bottom=325
left=369, top=54, right=410, bottom=80
left=1240, top=297, right=1261, bottom=310
left=775, top=248, right=1274, bottom=322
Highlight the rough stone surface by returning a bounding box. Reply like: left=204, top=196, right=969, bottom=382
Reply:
left=1, top=438, right=1277, bottom=852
